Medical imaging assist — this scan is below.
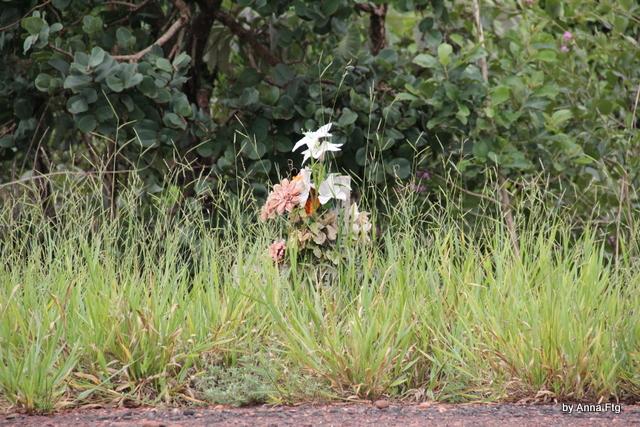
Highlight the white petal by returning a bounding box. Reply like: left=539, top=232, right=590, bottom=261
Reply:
left=296, top=168, right=313, bottom=206
left=325, top=143, right=343, bottom=152
left=292, top=135, right=311, bottom=152
left=318, top=194, right=331, bottom=205
left=301, top=149, right=311, bottom=165
left=318, top=174, right=351, bottom=204
left=315, top=122, right=333, bottom=138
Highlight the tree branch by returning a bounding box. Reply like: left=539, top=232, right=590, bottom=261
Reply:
left=355, top=2, right=388, bottom=55
left=471, top=0, right=488, bottom=81
left=113, top=0, right=190, bottom=62
left=213, top=9, right=280, bottom=66
left=0, top=0, right=51, bottom=33
left=48, top=43, right=73, bottom=59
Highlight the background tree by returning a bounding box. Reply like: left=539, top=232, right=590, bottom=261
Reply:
left=0, top=0, right=638, bottom=233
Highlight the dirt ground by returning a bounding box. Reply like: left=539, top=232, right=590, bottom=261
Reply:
left=2, top=403, right=640, bottom=427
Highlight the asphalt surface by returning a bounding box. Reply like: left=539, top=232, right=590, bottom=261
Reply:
left=2, top=402, right=640, bottom=426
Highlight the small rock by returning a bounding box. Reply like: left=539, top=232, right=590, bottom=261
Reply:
left=183, top=409, right=195, bottom=416
left=5, top=414, right=17, bottom=420
left=374, top=400, right=390, bottom=409
left=418, top=401, right=433, bottom=409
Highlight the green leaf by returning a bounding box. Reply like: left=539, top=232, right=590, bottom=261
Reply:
left=413, top=53, right=439, bottom=68
left=163, top=112, right=187, bottom=130
left=82, top=15, right=103, bottom=35
left=385, top=158, right=412, bottom=179
left=237, top=68, right=262, bottom=88
left=549, top=109, right=573, bottom=127
left=321, top=0, right=340, bottom=15
left=534, top=50, right=557, bottom=63
left=247, top=159, right=272, bottom=177
left=490, top=85, right=511, bottom=106
left=88, top=47, right=106, bottom=68
left=63, top=74, right=92, bottom=91
left=335, top=25, right=360, bottom=60
left=356, top=147, right=368, bottom=167
left=81, top=88, right=97, bottom=104
left=14, top=98, right=33, bottom=120
left=173, top=94, right=192, bottom=118
left=596, top=99, right=613, bottom=115
left=139, top=76, right=158, bottom=97
left=0, top=135, right=15, bottom=148
left=395, top=92, right=418, bottom=102
left=172, top=52, right=191, bottom=70
left=338, top=108, right=358, bottom=126
left=116, top=27, right=135, bottom=48
left=271, top=64, right=294, bottom=86
left=67, top=95, right=89, bottom=114
left=487, top=151, right=499, bottom=164
left=52, top=0, right=71, bottom=9
left=123, top=72, right=143, bottom=89
left=249, top=117, right=269, bottom=141
left=274, top=135, right=291, bottom=153
left=437, top=43, right=453, bottom=66
left=23, top=35, right=38, bottom=54
left=156, top=58, right=173, bottom=73
left=35, top=74, right=52, bottom=92
left=241, top=140, right=266, bottom=160
left=239, top=88, right=260, bottom=107
left=154, top=88, right=171, bottom=104
left=76, top=114, right=97, bottom=133
left=106, top=75, right=124, bottom=92
left=456, top=104, right=470, bottom=125
left=21, top=16, right=46, bottom=35
left=260, top=86, right=280, bottom=105
left=74, top=52, right=90, bottom=68
left=133, top=120, right=159, bottom=147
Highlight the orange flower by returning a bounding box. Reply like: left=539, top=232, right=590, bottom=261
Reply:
left=304, top=189, right=320, bottom=215
left=292, top=168, right=319, bottom=215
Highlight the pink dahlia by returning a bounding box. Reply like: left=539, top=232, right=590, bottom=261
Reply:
left=260, top=178, right=301, bottom=221
left=268, top=239, right=286, bottom=263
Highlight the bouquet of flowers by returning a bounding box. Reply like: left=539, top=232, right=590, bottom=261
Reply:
left=260, top=123, right=372, bottom=265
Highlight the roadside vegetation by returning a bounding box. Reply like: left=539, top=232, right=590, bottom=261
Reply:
left=1, top=171, right=639, bottom=413
left=1, top=0, right=639, bottom=415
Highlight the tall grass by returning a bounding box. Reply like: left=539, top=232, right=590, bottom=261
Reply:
left=0, top=174, right=639, bottom=413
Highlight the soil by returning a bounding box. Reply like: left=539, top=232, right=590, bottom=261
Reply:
left=2, top=403, right=640, bottom=426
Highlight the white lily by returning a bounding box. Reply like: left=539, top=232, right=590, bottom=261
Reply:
left=294, top=167, right=314, bottom=207
left=292, top=123, right=342, bottom=164
left=318, top=174, right=351, bottom=205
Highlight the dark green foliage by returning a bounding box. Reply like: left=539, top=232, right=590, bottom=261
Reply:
left=1, top=0, right=639, bottom=222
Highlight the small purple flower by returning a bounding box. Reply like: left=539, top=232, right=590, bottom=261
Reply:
left=410, top=183, right=428, bottom=193
left=562, top=31, right=573, bottom=42
left=416, top=170, right=431, bottom=180
left=560, top=45, right=570, bottom=53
